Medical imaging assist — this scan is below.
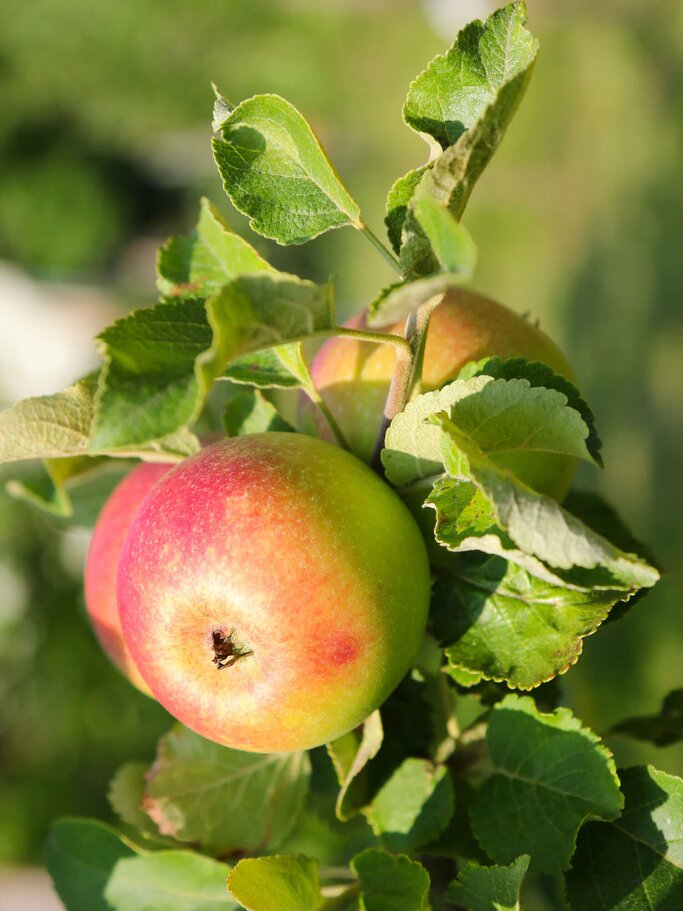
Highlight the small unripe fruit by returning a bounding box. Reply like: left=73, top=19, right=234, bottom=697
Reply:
left=85, top=462, right=170, bottom=693
left=118, top=434, right=431, bottom=753
left=298, top=288, right=576, bottom=501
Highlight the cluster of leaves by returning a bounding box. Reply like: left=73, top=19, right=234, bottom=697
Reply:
left=45, top=694, right=683, bottom=910
left=1, top=3, right=681, bottom=908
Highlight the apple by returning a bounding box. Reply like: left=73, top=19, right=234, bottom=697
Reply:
left=298, top=288, right=577, bottom=501
left=117, top=434, right=431, bottom=753
left=85, top=461, right=170, bottom=694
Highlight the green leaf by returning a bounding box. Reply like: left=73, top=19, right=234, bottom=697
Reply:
left=446, top=381, right=594, bottom=464
left=366, top=758, right=454, bottom=853
left=470, top=695, right=623, bottom=873
left=143, top=725, right=311, bottom=855
left=6, top=455, right=111, bottom=518
left=383, top=378, right=657, bottom=689
left=0, top=376, right=97, bottom=462
left=382, top=375, right=595, bottom=488
left=225, top=344, right=313, bottom=390
left=385, top=166, right=428, bottom=254
left=446, top=856, right=529, bottom=911
left=422, top=778, right=486, bottom=862
left=223, top=389, right=294, bottom=436
left=461, top=356, right=602, bottom=466
left=200, top=272, right=335, bottom=388
left=108, top=763, right=178, bottom=846
left=413, top=67, right=533, bottom=221
left=92, top=274, right=331, bottom=453
left=213, top=94, right=361, bottom=245
left=228, top=855, right=325, bottom=911
left=367, top=274, right=466, bottom=329
left=351, top=849, right=431, bottom=911
left=91, top=298, right=211, bottom=450
left=45, top=818, right=137, bottom=911
left=612, top=690, right=683, bottom=747
left=403, top=2, right=538, bottom=152
left=327, top=711, right=383, bottom=821
left=397, top=3, right=538, bottom=277
left=157, top=196, right=272, bottom=297
left=105, top=851, right=234, bottom=911
left=0, top=373, right=196, bottom=469
left=563, top=489, right=658, bottom=569
left=565, top=766, right=683, bottom=910
left=429, top=480, right=657, bottom=596
left=432, top=554, right=621, bottom=690
left=413, top=197, right=477, bottom=276
left=428, top=412, right=658, bottom=585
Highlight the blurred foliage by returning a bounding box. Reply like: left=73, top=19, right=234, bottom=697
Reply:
left=1, top=0, right=682, bottom=884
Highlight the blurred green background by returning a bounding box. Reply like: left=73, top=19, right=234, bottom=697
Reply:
left=1, top=0, right=682, bottom=875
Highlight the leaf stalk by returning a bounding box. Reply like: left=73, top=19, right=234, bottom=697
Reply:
left=359, top=222, right=403, bottom=276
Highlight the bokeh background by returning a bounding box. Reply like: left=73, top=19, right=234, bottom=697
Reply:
left=1, top=0, right=682, bottom=898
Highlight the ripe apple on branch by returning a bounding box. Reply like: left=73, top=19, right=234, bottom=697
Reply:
left=0, top=3, right=675, bottom=908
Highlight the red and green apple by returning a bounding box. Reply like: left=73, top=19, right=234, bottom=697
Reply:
left=85, top=461, right=170, bottom=694
left=298, top=289, right=577, bottom=501
left=117, top=434, right=431, bottom=753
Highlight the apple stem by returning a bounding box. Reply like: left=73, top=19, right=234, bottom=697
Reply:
left=369, top=303, right=434, bottom=473
left=359, top=222, right=403, bottom=276
left=212, top=629, right=253, bottom=669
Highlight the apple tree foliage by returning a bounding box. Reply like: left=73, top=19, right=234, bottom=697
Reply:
left=1, top=3, right=681, bottom=908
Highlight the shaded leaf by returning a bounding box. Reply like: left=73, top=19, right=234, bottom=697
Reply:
left=430, top=412, right=658, bottom=587
left=385, top=166, right=428, bottom=254
left=366, top=758, right=454, bottom=853
left=612, top=690, right=683, bottom=748
left=432, top=554, right=619, bottom=690
left=352, top=849, right=431, bottom=911
left=368, top=274, right=466, bottom=329
left=91, top=274, right=331, bottom=454
left=200, top=272, right=335, bottom=389
left=144, top=725, right=311, bottom=855
left=45, top=818, right=136, bottom=911
left=565, top=765, right=683, bottom=911
left=107, top=763, right=177, bottom=846
left=327, top=711, right=383, bottom=821
left=446, top=855, right=529, bottom=911
left=225, top=343, right=313, bottom=390
left=471, top=695, right=623, bottom=872
left=213, top=94, right=361, bottom=244
left=6, top=455, right=113, bottom=518
left=564, top=488, right=659, bottom=569
left=228, top=854, right=325, bottom=911
left=91, top=298, right=211, bottom=450
left=422, top=778, right=486, bottom=862
left=157, top=196, right=272, bottom=298
left=413, top=197, right=477, bottom=276
left=223, top=389, right=294, bottom=436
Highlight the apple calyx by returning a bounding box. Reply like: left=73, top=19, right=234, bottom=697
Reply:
left=211, top=628, right=253, bottom=670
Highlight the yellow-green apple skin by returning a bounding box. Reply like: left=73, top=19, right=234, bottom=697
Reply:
left=117, top=434, right=431, bottom=753
left=84, top=462, right=170, bottom=694
left=298, top=289, right=577, bottom=501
